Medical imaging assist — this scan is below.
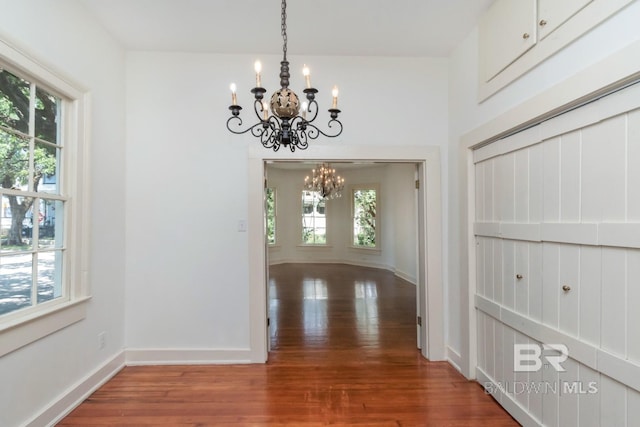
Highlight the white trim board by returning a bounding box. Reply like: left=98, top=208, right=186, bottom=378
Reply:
left=125, top=349, right=254, bottom=366
left=464, top=40, right=640, bottom=150
left=25, top=351, right=126, bottom=427
left=476, top=367, right=542, bottom=427
left=268, top=260, right=418, bottom=286
left=22, top=348, right=254, bottom=426
left=447, top=346, right=464, bottom=374
left=473, top=222, right=640, bottom=249
left=473, top=78, right=640, bottom=163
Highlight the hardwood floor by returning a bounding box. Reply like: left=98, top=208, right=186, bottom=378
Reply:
left=59, top=263, right=518, bottom=426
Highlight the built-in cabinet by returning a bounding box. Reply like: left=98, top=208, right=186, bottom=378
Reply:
left=473, top=82, right=640, bottom=426
left=479, top=0, right=537, bottom=83
left=537, top=0, right=592, bottom=40
left=480, top=0, right=592, bottom=82
left=478, top=0, right=631, bottom=99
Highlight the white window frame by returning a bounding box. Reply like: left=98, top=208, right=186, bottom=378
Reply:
left=351, top=184, right=380, bottom=250
left=0, top=40, right=90, bottom=357
left=301, top=190, right=328, bottom=245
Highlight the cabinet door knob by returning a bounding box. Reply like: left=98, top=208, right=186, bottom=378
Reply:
left=562, top=285, right=571, bottom=292
left=539, top=19, right=547, bottom=26
left=522, top=33, right=530, bottom=40
left=516, top=274, right=523, bottom=280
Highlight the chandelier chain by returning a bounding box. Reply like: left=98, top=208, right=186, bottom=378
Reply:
left=281, top=0, right=288, bottom=60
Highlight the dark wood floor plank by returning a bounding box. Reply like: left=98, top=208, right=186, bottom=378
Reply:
left=59, top=263, right=517, bottom=426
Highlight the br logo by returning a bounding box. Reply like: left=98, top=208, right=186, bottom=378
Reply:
left=514, top=344, right=569, bottom=372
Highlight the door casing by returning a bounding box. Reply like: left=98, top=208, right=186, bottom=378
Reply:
left=247, top=145, right=444, bottom=363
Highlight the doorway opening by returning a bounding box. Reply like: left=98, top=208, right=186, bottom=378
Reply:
left=265, top=161, right=420, bottom=356
left=247, top=146, right=444, bottom=363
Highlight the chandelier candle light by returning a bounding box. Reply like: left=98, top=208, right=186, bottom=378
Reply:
left=304, top=163, right=345, bottom=200
left=226, top=0, right=343, bottom=152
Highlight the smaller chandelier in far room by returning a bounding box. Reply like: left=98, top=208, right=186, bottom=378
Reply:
left=304, top=163, right=345, bottom=200
left=226, top=0, right=343, bottom=152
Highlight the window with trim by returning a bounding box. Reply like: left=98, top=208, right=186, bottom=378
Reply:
left=0, top=67, right=65, bottom=317
left=0, top=45, right=89, bottom=356
left=265, top=187, right=276, bottom=245
left=302, top=190, right=326, bottom=244
left=352, top=186, right=378, bottom=248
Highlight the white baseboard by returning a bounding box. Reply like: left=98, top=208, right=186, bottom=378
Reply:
left=394, top=269, right=417, bottom=285
left=270, top=259, right=418, bottom=285
left=446, top=346, right=463, bottom=374
left=125, top=348, right=254, bottom=365
left=270, top=258, right=391, bottom=269
left=26, top=350, right=126, bottom=427
left=476, top=367, right=542, bottom=427
left=25, top=348, right=257, bottom=426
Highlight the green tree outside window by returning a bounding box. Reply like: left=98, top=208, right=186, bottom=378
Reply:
left=1, top=69, right=59, bottom=247
left=266, top=187, right=276, bottom=245
left=353, top=188, right=377, bottom=248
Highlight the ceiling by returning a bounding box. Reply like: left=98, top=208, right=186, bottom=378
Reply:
left=78, top=0, right=493, bottom=57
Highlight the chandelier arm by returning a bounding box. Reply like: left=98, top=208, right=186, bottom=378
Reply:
left=302, top=119, right=343, bottom=139
left=226, top=116, right=267, bottom=136
left=253, top=99, right=267, bottom=121
left=304, top=99, right=320, bottom=123
left=251, top=123, right=268, bottom=139
left=304, top=125, right=320, bottom=140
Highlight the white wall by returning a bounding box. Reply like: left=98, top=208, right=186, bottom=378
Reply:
left=447, top=1, right=640, bottom=376
left=124, top=53, right=447, bottom=352
left=389, top=163, right=419, bottom=281
left=0, top=1, right=127, bottom=426
left=267, top=164, right=417, bottom=283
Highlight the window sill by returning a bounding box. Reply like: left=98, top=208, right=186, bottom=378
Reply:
left=296, top=244, right=333, bottom=249
left=0, top=296, right=90, bottom=357
left=349, top=245, right=382, bottom=254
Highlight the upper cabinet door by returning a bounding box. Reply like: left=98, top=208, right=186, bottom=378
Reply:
left=479, top=0, right=537, bottom=83
left=538, top=0, right=594, bottom=40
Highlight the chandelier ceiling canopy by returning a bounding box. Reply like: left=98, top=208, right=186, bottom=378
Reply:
left=226, top=0, right=343, bottom=152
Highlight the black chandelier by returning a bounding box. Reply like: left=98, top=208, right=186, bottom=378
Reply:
left=226, top=0, right=343, bottom=152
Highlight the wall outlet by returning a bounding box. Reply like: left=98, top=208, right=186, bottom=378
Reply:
left=98, top=332, right=106, bottom=350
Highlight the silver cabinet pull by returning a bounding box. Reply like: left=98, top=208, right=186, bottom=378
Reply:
left=516, top=274, right=523, bottom=280
left=562, top=285, right=571, bottom=292
left=539, top=19, right=547, bottom=26
left=523, top=33, right=530, bottom=39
